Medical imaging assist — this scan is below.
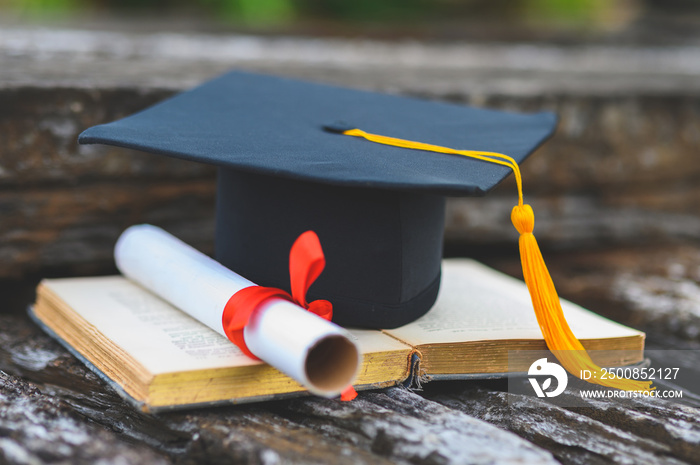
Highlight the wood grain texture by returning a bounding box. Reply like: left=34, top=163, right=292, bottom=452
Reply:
left=2, top=306, right=699, bottom=464
left=1, top=28, right=700, bottom=278
left=0, top=315, right=556, bottom=465
left=0, top=181, right=215, bottom=278
left=425, top=382, right=700, bottom=465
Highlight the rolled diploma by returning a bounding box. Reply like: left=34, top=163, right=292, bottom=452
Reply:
left=114, top=224, right=359, bottom=397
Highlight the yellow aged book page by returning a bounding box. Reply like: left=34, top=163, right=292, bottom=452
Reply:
left=40, top=276, right=258, bottom=375
left=37, top=276, right=411, bottom=385
left=383, top=260, right=644, bottom=374
left=385, top=259, right=643, bottom=346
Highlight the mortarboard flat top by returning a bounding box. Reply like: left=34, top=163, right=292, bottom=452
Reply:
left=79, top=71, right=556, bottom=197
left=79, top=71, right=558, bottom=329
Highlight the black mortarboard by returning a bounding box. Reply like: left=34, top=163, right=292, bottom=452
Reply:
left=79, top=71, right=556, bottom=329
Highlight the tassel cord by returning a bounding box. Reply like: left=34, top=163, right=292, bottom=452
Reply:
left=343, top=129, right=524, bottom=207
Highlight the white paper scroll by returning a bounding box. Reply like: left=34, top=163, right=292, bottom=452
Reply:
left=114, top=224, right=359, bottom=397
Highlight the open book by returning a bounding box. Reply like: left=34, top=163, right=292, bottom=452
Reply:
left=31, top=259, right=645, bottom=412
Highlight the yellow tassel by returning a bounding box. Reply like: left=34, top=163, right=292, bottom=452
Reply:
left=512, top=204, right=653, bottom=391
left=339, top=128, right=654, bottom=392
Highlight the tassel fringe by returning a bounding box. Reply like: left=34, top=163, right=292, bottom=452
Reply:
left=513, top=204, right=653, bottom=392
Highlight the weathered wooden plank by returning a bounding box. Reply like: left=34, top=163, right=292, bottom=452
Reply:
left=556, top=389, right=700, bottom=463
left=0, top=315, right=557, bottom=464
left=425, top=381, right=700, bottom=465
left=0, top=181, right=215, bottom=278
left=2, top=241, right=700, bottom=464
left=0, top=372, right=171, bottom=464
left=282, top=389, right=556, bottom=465
left=4, top=306, right=700, bottom=464
left=0, top=87, right=210, bottom=187
left=445, top=188, right=700, bottom=247
left=3, top=89, right=700, bottom=193
left=2, top=28, right=700, bottom=278
left=3, top=28, right=700, bottom=96
left=4, top=182, right=699, bottom=280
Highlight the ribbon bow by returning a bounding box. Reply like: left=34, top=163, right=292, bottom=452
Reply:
left=221, top=230, right=333, bottom=360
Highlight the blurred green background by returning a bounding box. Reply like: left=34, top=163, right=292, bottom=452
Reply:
left=1, top=0, right=700, bottom=43
left=0, top=0, right=643, bottom=22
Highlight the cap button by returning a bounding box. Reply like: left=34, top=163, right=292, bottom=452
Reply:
left=511, top=204, right=535, bottom=234
left=322, top=121, right=354, bottom=134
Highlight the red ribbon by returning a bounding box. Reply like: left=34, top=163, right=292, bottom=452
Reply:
left=221, top=230, right=333, bottom=360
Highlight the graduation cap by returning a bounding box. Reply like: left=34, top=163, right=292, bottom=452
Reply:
left=79, top=70, right=555, bottom=330
left=79, top=71, right=655, bottom=393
